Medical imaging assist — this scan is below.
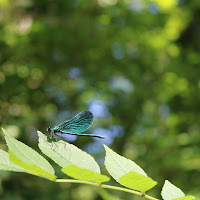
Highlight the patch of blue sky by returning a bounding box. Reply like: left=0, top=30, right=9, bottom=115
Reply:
left=109, top=75, right=134, bottom=93
left=56, top=133, right=78, bottom=142
left=127, top=0, right=145, bottom=12
left=88, top=99, right=110, bottom=118
left=86, top=125, right=124, bottom=154
left=158, top=104, right=170, bottom=117
left=148, top=3, right=160, bottom=14
left=68, top=67, right=82, bottom=78
left=111, top=43, right=124, bottom=60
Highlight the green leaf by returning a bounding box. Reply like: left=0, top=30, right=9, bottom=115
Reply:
left=104, top=145, right=157, bottom=193
left=0, top=149, right=29, bottom=173
left=174, top=196, right=196, bottom=200
left=2, top=128, right=56, bottom=180
left=38, top=131, right=109, bottom=183
left=38, top=131, right=100, bottom=172
left=161, top=180, right=186, bottom=200
left=104, top=145, right=147, bottom=179
left=119, top=171, right=157, bottom=193
left=9, top=151, right=56, bottom=180
left=62, top=165, right=110, bottom=184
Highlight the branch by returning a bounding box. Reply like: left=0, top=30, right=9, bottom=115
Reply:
left=55, top=179, right=159, bottom=200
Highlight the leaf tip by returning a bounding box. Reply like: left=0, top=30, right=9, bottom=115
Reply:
left=1, top=128, right=7, bottom=135
left=103, top=144, right=109, bottom=151
left=37, top=130, right=44, bottom=137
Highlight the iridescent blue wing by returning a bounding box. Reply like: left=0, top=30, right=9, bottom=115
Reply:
left=57, top=111, right=94, bottom=134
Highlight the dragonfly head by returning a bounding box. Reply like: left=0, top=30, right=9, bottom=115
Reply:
left=46, top=127, right=51, bottom=133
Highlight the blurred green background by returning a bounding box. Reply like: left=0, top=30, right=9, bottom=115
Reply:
left=0, top=0, right=200, bottom=199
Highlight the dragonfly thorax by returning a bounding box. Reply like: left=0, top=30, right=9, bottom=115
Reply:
left=46, top=126, right=60, bottom=133
left=52, top=126, right=60, bottom=131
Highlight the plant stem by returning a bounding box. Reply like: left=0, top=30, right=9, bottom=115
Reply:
left=55, top=179, right=159, bottom=200
left=55, top=179, right=98, bottom=186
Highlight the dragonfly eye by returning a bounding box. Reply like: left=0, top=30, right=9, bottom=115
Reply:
left=46, top=127, right=51, bottom=132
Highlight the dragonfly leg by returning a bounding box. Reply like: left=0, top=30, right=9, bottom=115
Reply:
left=54, top=133, right=68, bottom=149
left=50, top=130, right=54, bottom=139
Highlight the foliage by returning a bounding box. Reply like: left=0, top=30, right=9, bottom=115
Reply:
left=0, top=128, right=196, bottom=200
left=0, top=0, right=200, bottom=199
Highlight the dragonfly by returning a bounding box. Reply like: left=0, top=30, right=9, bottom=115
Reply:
left=46, top=110, right=105, bottom=141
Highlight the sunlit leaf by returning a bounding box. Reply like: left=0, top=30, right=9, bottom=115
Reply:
left=119, top=171, right=157, bottom=193
left=173, top=196, right=196, bottom=200
left=2, top=128, right=56, bottom=180
left=62, top=165, right=110, bottom=184
left=38, top=131, right=109, bottom=183
left=0, top=149, right=29, bottom=173
left=9, top=151, right=56, bottom=180
left=161, top=180, right=186, bottom=200
left=104, top=145, right=156, bottom=193
left=38, top=131, right=100, bottom=172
